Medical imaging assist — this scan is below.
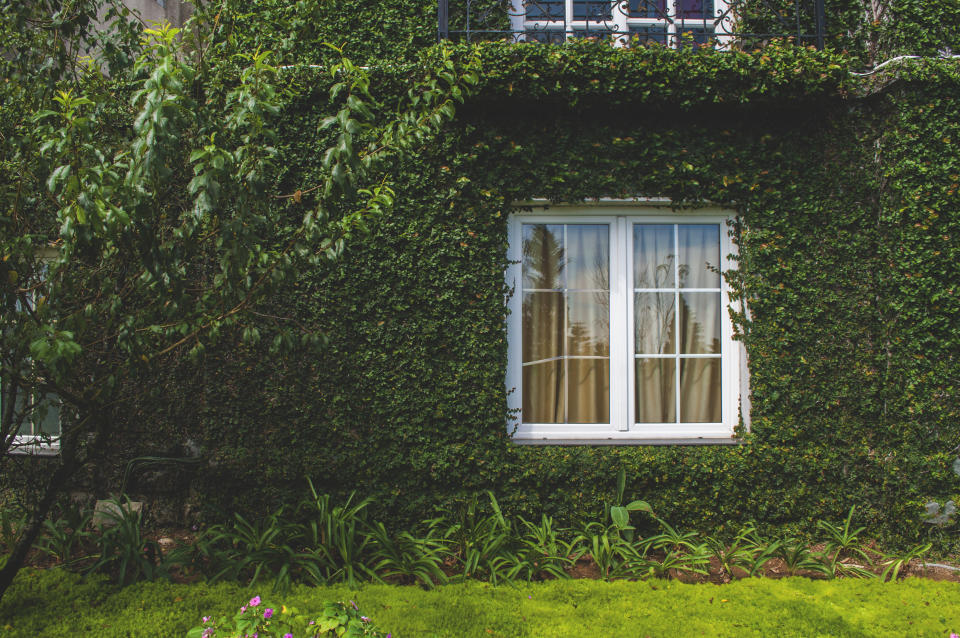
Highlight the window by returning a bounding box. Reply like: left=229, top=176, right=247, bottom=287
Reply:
left=5, top=389, right=61, bottom=454
left=506, top=205, right=743, bottom=443
left=510, top=0, right=733, bottom=45
left=2, top=254, right=61, bottom=455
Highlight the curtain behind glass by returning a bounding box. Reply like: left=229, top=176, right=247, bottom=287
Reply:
left=634, top=223, right=722, bottom=424
left=522, top=224, right=609, bottom=424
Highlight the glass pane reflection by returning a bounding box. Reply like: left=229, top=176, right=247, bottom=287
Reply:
left=522, top=224, right=564, bottom=290
left=522, top=292, right=563, bottom=363
left=633, top=224, right=674, bottom=288
left=522, top=223, right=610, bottom=425
left=568, top=292, right=609, bottom=356
left=634, top=292, right=676, bottom=355
left=679, top=292, right=721, bottom=354
left=629, top=0, right=667, bottom=18
left=678, top=225, right=720, bottom=289
left=679, top=0, right=714, bottom=18
left=566, top=225, right=608, bottom=290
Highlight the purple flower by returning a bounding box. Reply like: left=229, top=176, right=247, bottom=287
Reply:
left=284, top=634, right=293, bottom=638
left=240, top=606, right=247, bottom=613
left=350, top=600, right=358, bottom=610
left=361, top=616, right=370, bottom=622
left=202, top=616, right=211, bottom=623
left=263, top=608, right=273, bottom=620
left=249, top=596, right=261, bottom=607
left=202, top=629, right=214, bottom=638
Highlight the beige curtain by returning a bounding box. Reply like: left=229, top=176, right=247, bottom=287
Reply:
left=680, top=358, right=721, bottom=422
left=635, top=358, right=675, bottom=423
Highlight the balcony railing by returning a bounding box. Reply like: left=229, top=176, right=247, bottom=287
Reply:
left=438, top=0, right=826, bottom=49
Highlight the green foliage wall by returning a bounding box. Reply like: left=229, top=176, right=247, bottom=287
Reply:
left=88, top=41, right=951, bottom=548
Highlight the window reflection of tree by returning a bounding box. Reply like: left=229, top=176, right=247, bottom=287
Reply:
left=521, top=224, right=609, bottom=422
left=635, top=253, right=676, bottom=423
left=521, top=226, right=563, bottom=421
left=589, top=250, right=609, bottom=356
left=679, top=294, right=721, bottom=355
left=522, top=224, right=609, bottom=359
left=522, top=225, right=564, bottom=290
left=635, top=253, right=676, bottom=355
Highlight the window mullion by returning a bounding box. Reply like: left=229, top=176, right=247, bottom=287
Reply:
left=674, top=223, right=681, bottom=424
left=562, top=224, right=569, bottom=424
left=614, top=216, right=629, bottom=431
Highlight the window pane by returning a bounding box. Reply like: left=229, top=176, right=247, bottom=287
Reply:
left=629, top=0, right=667, bottom=18
left=566, top=225, right=608, bottom=290
left=523, top=361, right=564, bottom=423
left=526, top=0, right=564, bottom=19
left=633, top=224, right=674, bottom=288
left=678, top=224, right=720, bottom=288
left=635, top=292, right=676, bottom=355
left=680, top=358, right=721, bottom=422
left=635, top=358, right=676, bottom=423
left=679, top=0, right=713, bottom=18
left=629, top=24, right=668, bottom=45
left=568, top=358, right=609, bottom=423
left=570, top=27, right=615, bottom=39
left=525, top=29, right=567, bottom=42
left=574, top=0, right=613, bottom=20
left=36, top=395, right=60, bottom=437
left=680, top=292, right=721, bottom=354
left=568, top=292, right=609, bottom=356
left=522, top=224, right=564, bottom=289
left=522, top=292, right=564, bottom=362
left=13, top=389, right=31, bottom=436
left=677, top=27, right=715, bottom=45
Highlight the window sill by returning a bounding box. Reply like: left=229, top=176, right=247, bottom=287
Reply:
left=9, top=438, right=60, bottom=456
left=512, top=436, right=742, bottom=446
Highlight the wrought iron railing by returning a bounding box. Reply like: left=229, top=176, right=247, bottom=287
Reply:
left=438, top=0, right=826, bottom=49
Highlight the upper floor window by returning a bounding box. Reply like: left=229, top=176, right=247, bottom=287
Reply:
left=510, top=0, right=732, bottom=45
left=505, top=205, right=743, bottom=444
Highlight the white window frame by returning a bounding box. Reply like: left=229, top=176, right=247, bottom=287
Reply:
left=506, top=203, right=745, bottom=444
left=509, top=0, right=733, bottom=47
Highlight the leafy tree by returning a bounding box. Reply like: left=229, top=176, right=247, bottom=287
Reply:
left=0, top=0, right=479, bottom=599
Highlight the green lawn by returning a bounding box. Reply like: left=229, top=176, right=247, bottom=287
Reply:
left=2, top=568, right=960, bottom=637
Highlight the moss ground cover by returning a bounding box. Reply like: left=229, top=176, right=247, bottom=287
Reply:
left=2, top=568, right=960, bottom=637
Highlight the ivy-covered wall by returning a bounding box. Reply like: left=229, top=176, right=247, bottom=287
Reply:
left=74, top=38, right=949, bottom=549
left=40, top=0, right=952, bottom=550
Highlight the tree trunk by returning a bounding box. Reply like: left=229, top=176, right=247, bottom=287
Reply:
left=0, top=453, right=78, bottom=601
